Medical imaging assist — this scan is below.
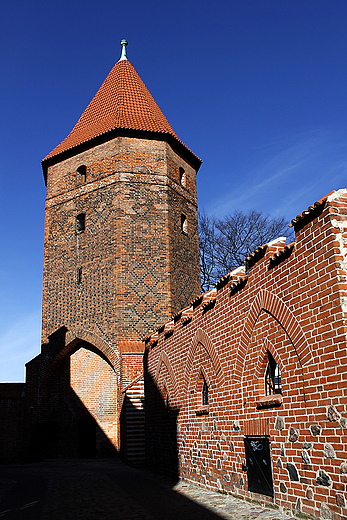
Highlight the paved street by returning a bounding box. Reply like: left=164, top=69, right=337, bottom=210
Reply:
left=0, top=459, right=295, bottom=520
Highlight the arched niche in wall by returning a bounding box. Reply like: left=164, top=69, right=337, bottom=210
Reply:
left=183, top=328, right=224, bottom=412
left=236, top=290, right=311, bottom=405
left=155, top=351, right=178, bottom=410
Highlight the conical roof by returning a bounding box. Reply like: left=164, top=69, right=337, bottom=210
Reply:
left=42, top=56, right=201, bottom=172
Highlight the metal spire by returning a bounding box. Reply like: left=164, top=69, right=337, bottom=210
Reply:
left=119, top=39, right=128, bottom=61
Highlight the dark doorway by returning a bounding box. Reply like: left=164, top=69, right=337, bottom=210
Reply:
left=78, top=415, right=96, bottom=458
left=244, top=437, right=274, bottom=497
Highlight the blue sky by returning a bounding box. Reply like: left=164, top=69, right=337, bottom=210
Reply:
left=1, top=0, right=347, bottom=381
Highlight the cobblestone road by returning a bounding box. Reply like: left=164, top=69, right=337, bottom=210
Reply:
left=0, top=459, right=296, bottom=520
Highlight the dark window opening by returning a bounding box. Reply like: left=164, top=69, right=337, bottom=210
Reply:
left=181, top=214, right=188, bottom=234
left=76, top=213, right=85, bottom=231
left=179, top=167, right=186, bottom=187
left=161, top=386, right=169, bottom=412
left=77, top=165, right=87, bottom=183
left=265, top=351, right=282, bottom=395
left=77, top=267, right=83, bottom=285
left=202, top=377, right=209, bottom=406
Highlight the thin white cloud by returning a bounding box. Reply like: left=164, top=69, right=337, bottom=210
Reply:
left=207, top=130, right=347, bottom=220
left=273, top=162, right=347, bottom=217
left=0, top=310, right=41, bottom=382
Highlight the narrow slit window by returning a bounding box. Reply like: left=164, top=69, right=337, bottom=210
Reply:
left=181, top=214, right=188, bottom=234
left=202, top=377, right=209, bottom=406
left=76, top=213, right=85, bottom=231
left=265, top=351, right=282, bottom=395
left=77, top=267, right=83, bottom=285
left=77, top=165, right=87, bottom=183
left=179, top=167, right=186, bottom=187
left=162, top=386, right=169, bottom=411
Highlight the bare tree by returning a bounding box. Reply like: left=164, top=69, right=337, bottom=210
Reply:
left=199, top=211, right=218, bottom=293
left=199, top=209, right=294, bottom=292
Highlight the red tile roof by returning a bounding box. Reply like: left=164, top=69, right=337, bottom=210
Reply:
left=42, top=60, right=200, bottom=168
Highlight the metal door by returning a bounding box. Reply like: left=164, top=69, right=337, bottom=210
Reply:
left=244, top=437, right=274, bottom=497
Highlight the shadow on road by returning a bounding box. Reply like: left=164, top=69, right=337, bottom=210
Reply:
left=0, top=459, right=227, bottom=520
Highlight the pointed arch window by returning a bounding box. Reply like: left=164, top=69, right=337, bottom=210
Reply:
left=77, top=267, right=83, bottom=285
left=265, top=351, right=282, bottom=395
left=161, top=385, right=170, bottom=414
left=194, top=372, right=210, bottom=415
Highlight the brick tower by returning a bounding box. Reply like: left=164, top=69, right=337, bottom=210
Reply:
left=26, top=40, right=201, bottom=459
left=41, top=39, right=201, bottom=346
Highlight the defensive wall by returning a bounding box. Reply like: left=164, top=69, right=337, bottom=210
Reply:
left=1, top=187, right=347, bottom=519
left=144, top=189, right=347, bottom=520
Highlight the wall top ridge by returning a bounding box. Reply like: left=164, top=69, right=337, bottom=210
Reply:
left=143, top=236, right=295, bottom=351
left=290, top=189, right=337, bottom=231
left=215, top=266, right=247, bottom=292
left=143, top=285, right=221, bottom=348
left=326, top=188, right=347, bottom=202
left=244, top=237, right=290, bottom=274
left=245, top=244, right=267, bottom=271
left=268, top=242, right=295, bottom=268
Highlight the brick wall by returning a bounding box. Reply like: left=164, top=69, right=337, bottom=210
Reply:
left=145, top=189, right=347, bottom=520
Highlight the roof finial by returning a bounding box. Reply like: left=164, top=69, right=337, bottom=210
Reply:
left=119, top=39, right=128, bottom=61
